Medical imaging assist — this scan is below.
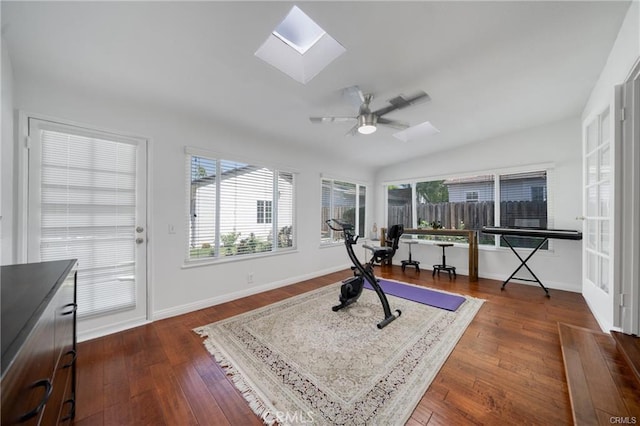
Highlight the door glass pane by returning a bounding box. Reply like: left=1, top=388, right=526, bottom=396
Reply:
left=601, top=108, right=610, bottom=144
left=587, top=152, right=597, bottom=185
left=599, top=182, right=610, bottom=217
left=587, top=252, right=597, bottom=284
left=587, top=186, right=598, bottom=216
left=600, top=220, right=610, bottom=255
left=600, top=256, right=609, bottom=293
left=599, top=145, right=610, bottom=182
left=587, top=221, right=596, bottom=250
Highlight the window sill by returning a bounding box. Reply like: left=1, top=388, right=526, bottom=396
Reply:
left=181, top=248, right=299, bottom=269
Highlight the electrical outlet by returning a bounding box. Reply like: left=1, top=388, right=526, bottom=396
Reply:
left=247, top=273, right=254, bottom=284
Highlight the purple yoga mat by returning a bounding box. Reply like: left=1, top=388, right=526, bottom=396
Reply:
left=363, top=279, right=466, bottom=311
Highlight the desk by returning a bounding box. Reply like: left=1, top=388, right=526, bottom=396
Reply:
left=381, top=228, right=478, bottom=281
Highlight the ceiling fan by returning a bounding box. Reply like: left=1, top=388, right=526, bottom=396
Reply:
left=309, top=86, right=430, bottom=135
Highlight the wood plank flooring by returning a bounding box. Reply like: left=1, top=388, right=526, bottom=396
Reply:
left=73, top=266, right=603, bottom=425
left=559, top=324, right=640, bottom=426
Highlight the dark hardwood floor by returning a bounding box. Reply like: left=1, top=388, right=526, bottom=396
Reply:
left=73, top=266, right=601, bottom=425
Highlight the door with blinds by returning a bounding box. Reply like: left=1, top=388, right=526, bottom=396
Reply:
left=27, top=118, right=148, bottom=335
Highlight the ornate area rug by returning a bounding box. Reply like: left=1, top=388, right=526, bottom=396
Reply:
left=194, top=282, right=483, bottom=425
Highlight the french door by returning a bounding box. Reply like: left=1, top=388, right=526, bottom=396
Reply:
left=26, top=118, right=148, bottom=336
left=582, top=108, right=615, bottom=330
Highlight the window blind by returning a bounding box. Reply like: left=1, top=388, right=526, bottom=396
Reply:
left=277, top=172, right=294, bottom=249
left=187, top=154, right=295, bottom=261
left=39, top=129, right=137, bottom=317
left=219, top=160, right=274, bottom=256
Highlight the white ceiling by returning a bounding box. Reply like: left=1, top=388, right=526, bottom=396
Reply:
left=1, top=1, right=631, bottom=169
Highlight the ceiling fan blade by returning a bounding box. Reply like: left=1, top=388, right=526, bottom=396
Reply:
left=309, top=116, right=356, bottom=123
left=372, top=91, right=431, bottom=117
left=377, top=117, right=410, bottom=130
left=341, top=85, right=366, bottom=107
left=345, top=123, right=360, bottom=136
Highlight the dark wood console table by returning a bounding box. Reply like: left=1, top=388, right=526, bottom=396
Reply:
left=1, top=259, right=78, bottom=425
left=381, top=227, right=479, bottom=281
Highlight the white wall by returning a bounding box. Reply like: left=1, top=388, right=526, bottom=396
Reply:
left=375, top=117, right=584, bottom=292
left=1, top=38, right=15, bottom=265
left=8, top=75, right=375, bottom=336
left=583, top=1, right=639, bottom=117
left=581, top=1, right=639, bottom=332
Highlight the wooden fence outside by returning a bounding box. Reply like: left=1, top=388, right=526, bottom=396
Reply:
left=388, top=201, right=546, bottom=231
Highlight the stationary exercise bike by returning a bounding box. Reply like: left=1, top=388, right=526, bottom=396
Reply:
left=326, top=219, right=401, bottom=329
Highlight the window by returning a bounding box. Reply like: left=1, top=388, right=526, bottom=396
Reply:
left=387, top=183, right=413, bottom=229
left=499, top=171, right=547, bottom=248
left=387, top=169, right=550, bottom=249
left=187, top=152, right=295, bottom=261
left=321, top=178, right=366, bottom=243
left=257, top=200, right=272, bottom=224
left=466, top=191, right=479, bottom=202
left=413, top=176, right=495, bottom=244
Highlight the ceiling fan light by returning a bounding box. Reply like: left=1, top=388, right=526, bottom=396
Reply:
left=358, top=124, right=377, bottom=135
left=357, top=114, right=377, bottom=134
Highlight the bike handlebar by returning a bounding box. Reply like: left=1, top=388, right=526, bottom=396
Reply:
left=325, top=219, right=354, bottom=232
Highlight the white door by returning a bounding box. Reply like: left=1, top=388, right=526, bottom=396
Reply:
left=617, top=66, right=640, bottom=335
left=582, top=108, right=615, bottom=331
left=27, top=118, right=148, bottom=337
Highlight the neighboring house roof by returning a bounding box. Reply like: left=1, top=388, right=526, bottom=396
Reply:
left=443, top=171, right=545, bottom=186
left=192, top=163, right=293, bottom=189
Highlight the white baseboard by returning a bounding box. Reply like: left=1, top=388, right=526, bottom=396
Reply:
left=390, top=261, right=581, bottom=293
left=76, top=264, right=350, bottom=341
left=152, top=263, right=351, bottom=321
left=582, top=296, right=613, bottom=333
left=477, top=272, right=581, bottom=293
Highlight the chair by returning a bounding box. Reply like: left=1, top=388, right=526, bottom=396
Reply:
left=365, top=224, right=404, bottom=266
left=432, top=243, right=456, bottom=278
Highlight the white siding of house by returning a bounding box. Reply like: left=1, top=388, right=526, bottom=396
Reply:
left=447, top=182, right=494, bottom=202
left=192, top=169, right=294, bottom=253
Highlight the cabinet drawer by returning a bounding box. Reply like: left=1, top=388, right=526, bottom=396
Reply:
left=54, top=270, right=76, bottom=364
left=0, top=303, right=56, bottom=425
left=40, top=350, right=74, bottom=425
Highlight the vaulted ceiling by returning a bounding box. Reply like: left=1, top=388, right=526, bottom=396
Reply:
left=1, top=1, right=631, bottom=169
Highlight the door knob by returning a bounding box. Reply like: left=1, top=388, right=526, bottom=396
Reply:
left=136, top=237, right=144, bottom=244
left=136, top=226, right=144, bottom=233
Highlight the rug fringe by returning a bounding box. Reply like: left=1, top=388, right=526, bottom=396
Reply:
left=194, top=326, right=278, bottom=425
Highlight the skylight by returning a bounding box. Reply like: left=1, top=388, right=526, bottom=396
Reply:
left=272, top=6, right=326, bottom=55
left=255, top=6, right=345, bottom=84
left=393, top=121, right=440, bottom=142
